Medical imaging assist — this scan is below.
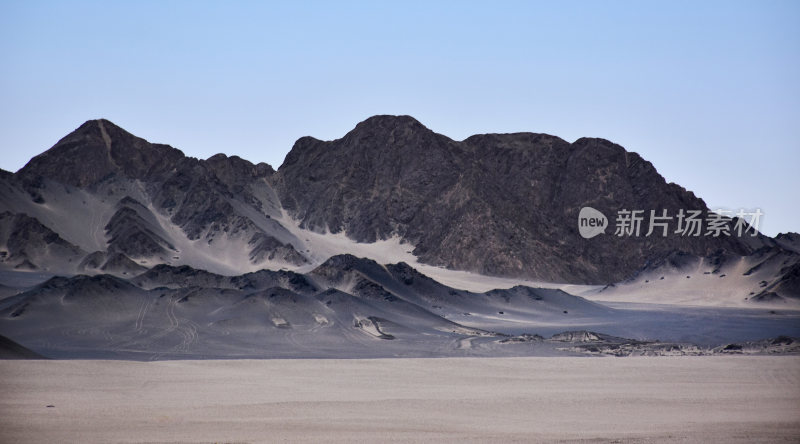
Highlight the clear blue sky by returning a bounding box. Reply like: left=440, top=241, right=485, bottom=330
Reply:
left=1, top=1, right=798, bottom=235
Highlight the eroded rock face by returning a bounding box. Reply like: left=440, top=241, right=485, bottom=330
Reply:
left=17, top=119, right=185, bottom=188
left=274, top=115, right=751, bottom=283
left=0, top=211, right=85, bottom=270
left=2, top=115, right=795, bottom=290
left=105, top=197, right=176, bottom=259
left=9, top=119, right=306, bottom=272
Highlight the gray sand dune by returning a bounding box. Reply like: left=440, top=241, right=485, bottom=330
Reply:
left=3, top=263, right=799, bottom=360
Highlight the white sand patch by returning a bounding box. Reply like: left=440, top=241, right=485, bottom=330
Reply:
left=277, top=209, right=418, bottom=272
left=276, top=210, right=581, bottom=293
left=144, top=204, right=262, bottom=275
left=578, top=257, right=800, bottom=309
left=415, top=264, right=565, bottom=292
left=275, top=211, right=799, bottom=310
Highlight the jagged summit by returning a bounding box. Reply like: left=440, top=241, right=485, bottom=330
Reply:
left=205, top=152, right=275, bottom=183
left=342, top=114, right=450, bottom=146
left=775, top=232, right=800, bottom=254
left=1, top=115, right=796, bottom=289
left=350, top=114, right=430, bottom=134
left=463, top=131, right=568, bottom=149
left=17, top=118, right=185, bottom=187
left=1, top=116, right=798, bottom=364
left=274, top=115, right=755, bottom=282
left=278, top=114, right=455, bottom=176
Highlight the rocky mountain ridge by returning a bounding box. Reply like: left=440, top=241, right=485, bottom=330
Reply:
left=0, top=116, right=797, bottom=301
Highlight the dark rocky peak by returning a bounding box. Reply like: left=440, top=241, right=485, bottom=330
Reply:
left=775, top=232, right=800, bottom=254
left=461, top=132, right=574, bottom=196
left=105, top=196, right=176, bottom=259
left=310, top=254, right=389, bottom=283
left=313, top=287, right=354, bottom=304
left=245, top=286, right=304, bottom=303
left=274, top=115, right=758, bottom=283
left=276, top=136, right=325, bottom=175
left=568, top=137, right=654, bottom=175
left=231, top=269, right=318, bottom=294
left=572, top=136, right=625, bottom=151
left=385, top=261, right=417, bottom=278
left=35, top=273, right=135, bottom=293
left=347, top=114, right=430, bottom=138
left=95, top=252, right=146, bottom=275
left=463, top=132, right=570, bottom=153
left=116, top=196, right=147, bottom=210
left=565, top=138, right=691, bottom=209
left=483, top=285, right=579, bottom=303
left=312, top=254, right=383, bottom=274
left=132, top=264, right=229, bottom=289
left=279, top=115, right=457, bottom=173
left=17, top=119, right=185, bottom=187
left=150, top=158, right=237, bottom=237
left=205, top=153, right=275, bottom=190
left=274, top=116, right=466, bottom=237
left=384, top=261, right=454, bottom=291
left=341, top=115, right=457, bottom=153
left=33, top=275, right=72, bottom=290
left=132, top=264, right=319, bottom=293
left=554, top=137, right=713, bottom=223
left=0, top=211, right=84, bottom=266
left=141, top=263, right=219, bottom=278
left=248, top=233, right=308, bottom=266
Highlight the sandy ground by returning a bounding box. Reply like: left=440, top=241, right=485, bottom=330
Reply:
left=1, top=357, right=798, bottom=443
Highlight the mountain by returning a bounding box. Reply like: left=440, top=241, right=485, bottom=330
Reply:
left=0, top=211, right=85, bottom=271
left=1, top=256, right=797, bottom=359
left=0, top=256, right=620, bottom=359
left=274, top=115, right=773, bottom=283
left=2, top=119, right=307, bottom=276
left=0, top=116, right=798, bottom=359
left=0, top=116, right=797, bottom=298
left=16, top=119, right=185, bottom=188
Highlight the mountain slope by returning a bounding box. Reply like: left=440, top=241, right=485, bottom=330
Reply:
left=17, top=119, right=185, bottom=188
left=0, top=116, right=796, bottom=301
left=1, top=256, right=797, bottom=359
left=0, top=333, right=46, bottom=359
left=274, top=115, right=755, bottom=283
left=3, top=120, right=308, bottom=275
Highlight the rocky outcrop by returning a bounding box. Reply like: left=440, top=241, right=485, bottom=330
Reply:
left=8, top=120, right=307, bottom=273
left=1, top=116, right=795, bottom=289
left=17, top=119, right=185, bottom=188
left=0, top=212, right=85, bottom=271
left=275, top=115, right=752, bottom=283
left=105, top=197, right=176, bottom=259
